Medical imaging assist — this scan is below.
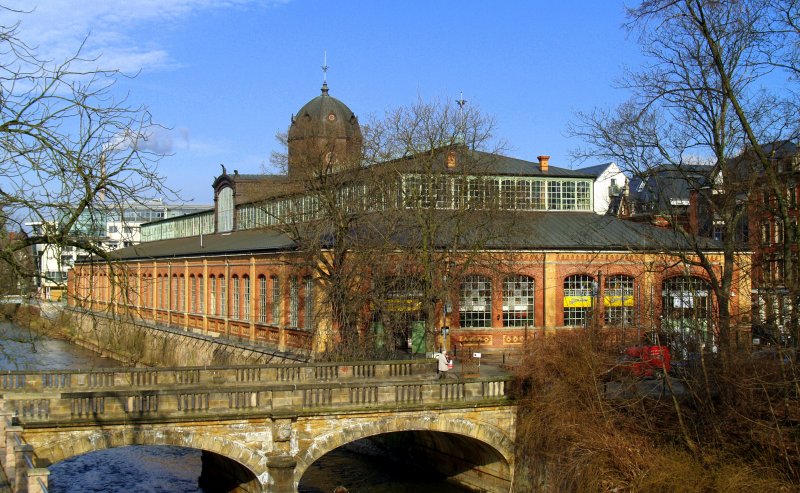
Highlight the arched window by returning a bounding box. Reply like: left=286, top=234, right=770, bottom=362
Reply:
left=503, top=275, right=534, bottom=327
left=158, top=275, right=165, bottom=310
left=243, top=275, right=251, bottom=321
left=290, top=277, right=299, bottom=327
left=209, top=275, right=216, bottom=316
left=219, top=275, right=227, bottom=317
left=271, top=276, right=281, bottom=325
left=563, top=274, right=595, bottom=327
left=304, top=276, right=314, bottom=330
left=258, top=275, right=268, bottom=323
left=460, top=275, right=492, bottom=328
left=178, top=274, right=185, bottom=312
left=604, top=275, right=635, bottom=326
left=190, top=275, right=197, bottom=313
left=232, top=275, right=240, bottom=319
left=662, top=276, right=713, bottom=350
left=198, top=275, right=204, bottom=313
left=217, top=186, right=234, bottom=232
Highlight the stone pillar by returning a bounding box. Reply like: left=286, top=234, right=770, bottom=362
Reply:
left=265, top=455, right=296, bottom=493
left=250, top=256, right=256, bottom=343
left=0, top=411, right=13, bottom=467
left=27, top=468, right=49, bottom=493
left=14, top=443, right=33, bottom=492
left=543, top=252, right=557, bottom=329
left=5, top=425, right=22, bottom=483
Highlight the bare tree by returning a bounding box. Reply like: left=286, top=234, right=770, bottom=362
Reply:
left=571, top=0, right=800, bottom=364
left=0, top=11, right=172, bottom=301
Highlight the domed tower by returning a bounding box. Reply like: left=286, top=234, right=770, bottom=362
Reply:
left=287, top=83, right=363, bottom=177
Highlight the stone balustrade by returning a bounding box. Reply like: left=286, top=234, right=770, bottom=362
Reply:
left=3, top=375, right=510, bottom=424
left=0, top=359, right=435, bottom=394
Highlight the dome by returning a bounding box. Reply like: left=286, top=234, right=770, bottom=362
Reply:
left=288, top=83, right=361, bottom=141
left=287, top=83, right=363, bottom=176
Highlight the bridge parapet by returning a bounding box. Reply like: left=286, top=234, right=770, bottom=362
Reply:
left=0, top=359, right=436, bottom=394
left=2, top=376, right=512, bottom=425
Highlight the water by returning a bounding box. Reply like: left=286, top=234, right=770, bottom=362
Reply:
left=0, top=322, right=120, bottom=370
left=0, top=320, right=471, bottom=493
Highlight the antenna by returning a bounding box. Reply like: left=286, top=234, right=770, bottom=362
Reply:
left=322, top=50, right=329, bottom=84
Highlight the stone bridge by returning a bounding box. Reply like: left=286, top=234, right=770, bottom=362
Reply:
left=0, top=360, right=517, bottom=492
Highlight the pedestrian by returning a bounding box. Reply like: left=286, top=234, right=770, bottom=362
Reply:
left=333, top=487, right=348, bottom=493
left=436, top=351, right=450, bottom=379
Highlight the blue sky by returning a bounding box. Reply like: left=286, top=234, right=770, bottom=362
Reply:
left=2, top=1, right=642, bottom=203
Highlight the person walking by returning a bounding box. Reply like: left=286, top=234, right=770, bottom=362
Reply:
left=436, top=351, right=450, bottom=379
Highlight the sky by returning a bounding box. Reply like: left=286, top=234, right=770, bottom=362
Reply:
left=1, top=0, right=643, bottom=204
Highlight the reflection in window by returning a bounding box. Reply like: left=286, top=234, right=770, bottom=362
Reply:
left=503, top=275, right=534, bottom=327
left=460, top=275, right=492, bottom=328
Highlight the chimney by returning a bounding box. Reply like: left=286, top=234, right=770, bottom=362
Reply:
left=446, top=150, right=457, bottom=169
left=537, top=155, right=550, bottom=172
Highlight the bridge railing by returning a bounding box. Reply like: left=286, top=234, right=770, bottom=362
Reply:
left=0, top=359, right=436, bottom=394
left=0, top=412, right=49, bottom=493
left=2, top=376, right=513, bottom=424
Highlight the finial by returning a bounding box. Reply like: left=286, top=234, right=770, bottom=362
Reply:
left=456, top=92, right=467, bottom=111
left=321, top=50, right=329, bottom=94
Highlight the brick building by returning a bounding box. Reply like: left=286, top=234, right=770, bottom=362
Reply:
left=68, top=85, right=752, bottom=356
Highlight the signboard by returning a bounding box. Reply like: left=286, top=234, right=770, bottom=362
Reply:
left=564, top=295, right=592, bottom=308
left=472, top=352, right=482, bottom=358
left=604, top=295, right=634, bottom=307
left=386, top=298, right=422, bottom=312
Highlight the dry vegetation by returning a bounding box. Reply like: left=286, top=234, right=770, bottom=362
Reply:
left=514, top=331, right=799, bottom=492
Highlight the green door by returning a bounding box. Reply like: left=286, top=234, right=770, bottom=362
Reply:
left=411, top=321, right=426, bottom=354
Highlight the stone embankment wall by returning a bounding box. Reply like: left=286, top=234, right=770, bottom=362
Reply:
left=60, top=309, right=304, bottom=367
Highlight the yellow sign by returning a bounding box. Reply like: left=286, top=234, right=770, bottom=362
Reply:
left=564, top=295, right=592, bottom=308
left=604, top=295, right=634, bottom=307
left=386, top=298, right=422, bottom=312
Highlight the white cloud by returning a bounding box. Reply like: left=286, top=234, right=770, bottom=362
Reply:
left=0, top=1, right=287, bottom=74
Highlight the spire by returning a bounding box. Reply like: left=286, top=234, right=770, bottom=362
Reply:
left=321, top=50, right=329, bottom=95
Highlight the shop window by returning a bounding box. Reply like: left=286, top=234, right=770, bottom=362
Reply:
left=563, top=274, right=595, bottom=327
left=604, top=275, right=635, bottom=326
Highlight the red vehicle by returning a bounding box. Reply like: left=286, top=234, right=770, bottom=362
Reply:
left=621, top=345, right=671, bottom=377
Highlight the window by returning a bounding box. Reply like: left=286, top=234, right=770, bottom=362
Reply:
left=232, top=276, right=240, bottom=319
left=219, top=275, right=227, bottom=317
left=604, top=275, right=635, bottom=326
left=503, top=275, right=534, bottom=327
left=259, top=276, right=268, bottom=323
left=179, top=275, right=185, bottom=312
left=290, top=277, right=299, bottom=327
left=271, top=276, right=281, bottom=325
left=172, top=275, right=179, bottom=311
left=547, top=181, right=562, bottom=210
left=562, top=181, right=576, bottom=210
left=563, top=274, right=595, bottom=327
left=243, top=276, right=250, bottom=321
left=460, top=275, right=492, bottom=328
left=217, top=186, right=234, bottom=232
left=775, top=220, right=784, bottom=244
left=108, top=225, right=118, bottom=234
left=662, top=276, right=712, bottom=349
left=209, top=275, right=216, bottom=315
left=304, top=276, right=314, bottom=330
left=531, top=181, right=545, bottom=209
left=198, top=275, right=204, bottom=313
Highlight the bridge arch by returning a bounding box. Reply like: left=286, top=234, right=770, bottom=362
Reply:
left=28, top=426, right=263, bottom=482
left=295, top=411, right=515, bottom=488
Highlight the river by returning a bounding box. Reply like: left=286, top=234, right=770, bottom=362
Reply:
left=0, top=321, right=471, bottom=493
